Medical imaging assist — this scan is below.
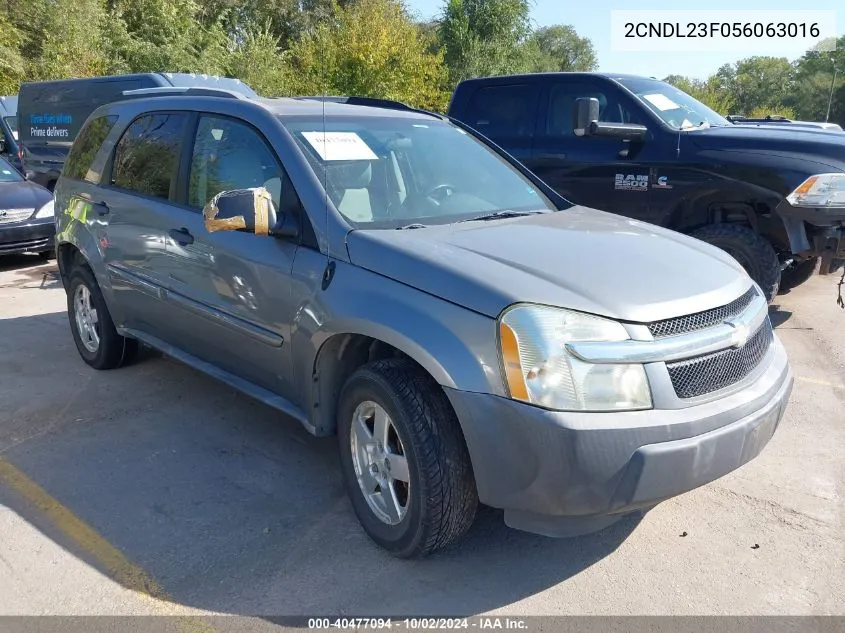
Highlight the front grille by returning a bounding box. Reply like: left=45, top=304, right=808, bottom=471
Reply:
left=667, top=320, right=774, bottom=399
left=0, top=208, right=34, bottom=224
left=648, top=287, right=757, bottom=338
left=0, top=237, right=50, bottom=253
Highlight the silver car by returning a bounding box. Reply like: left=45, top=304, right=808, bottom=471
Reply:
left=54, top=90, right=793, bottom=557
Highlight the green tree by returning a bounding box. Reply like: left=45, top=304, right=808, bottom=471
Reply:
left=224, top=23, right=291, bottom=96
left=109, top=0, right=229, bottom=74
left=287, top=0, right=449, bottom=111
left=438, top=0, right=532, bottom=84
left=713, top=56, right=793, bottom=115
left=789, top=36, right=845, bottom=123
left=0, top=11, right=26, bottom=93
left=525, top=25, right=597, bottom=73
left=34, top=0, right=114, bottom=80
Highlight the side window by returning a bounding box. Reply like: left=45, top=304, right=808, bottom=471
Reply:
left=112, top=113, right=186, bottom=199
left=63, top=115, right=118, bottom=182
left=188, top=116, right=287, bottom=212
left=465, top=84, right=536, bottom=141
left=547, top=83, right=644, bottom=137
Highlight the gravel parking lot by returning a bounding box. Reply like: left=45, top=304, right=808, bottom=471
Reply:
left=0, top=253, right=843, bottom=618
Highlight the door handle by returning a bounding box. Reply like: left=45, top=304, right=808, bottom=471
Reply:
left=534, top=153, right=567, bottom=161
left=169, top=227, right=194, bottom=246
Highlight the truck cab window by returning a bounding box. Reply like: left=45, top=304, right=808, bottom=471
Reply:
left=465, top=84, right=536, bottom=141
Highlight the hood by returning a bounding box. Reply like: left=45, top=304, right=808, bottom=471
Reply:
left=0, top=180, right=52, bottom=213
left=346, top=207, right=752, bottom=323
left=689, top=125, right=845, bottom=170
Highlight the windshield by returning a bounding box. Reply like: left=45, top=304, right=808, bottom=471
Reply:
left=4, top=116, right=17, bottom=140
left=283, top=115, right=558, bottom=228
left=0, top=156, right=22, bottom=182
left=617, top=78, right=730, bottom=131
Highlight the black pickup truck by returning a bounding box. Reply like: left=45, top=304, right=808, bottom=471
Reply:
left=448, top=73, right=845, bottom=300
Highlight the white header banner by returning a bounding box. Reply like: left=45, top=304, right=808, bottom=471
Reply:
left=610, top=10, right=837, bottom=54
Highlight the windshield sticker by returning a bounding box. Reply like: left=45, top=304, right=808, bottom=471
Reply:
left=302, top=131, right=378, bottom=161
left=642, top=93, right=680, bottom=111
left=615, top=173, right=649, bottom=191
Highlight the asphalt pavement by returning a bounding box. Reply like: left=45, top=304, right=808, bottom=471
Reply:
left=0, top=253, right=842, bottom=618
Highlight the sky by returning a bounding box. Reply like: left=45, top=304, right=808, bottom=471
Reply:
left=406, top=0, right=845, bottom=79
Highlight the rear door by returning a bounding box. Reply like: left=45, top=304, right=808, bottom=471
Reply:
left=160, top=113, right=301, bottom=400
left=96, top=111, right=190, bottom=335
left=459, top=83, right=540, bottom=162
left=526, top=78, right=652, bottom=219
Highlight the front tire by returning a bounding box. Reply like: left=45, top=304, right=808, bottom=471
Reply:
left=337, top=359, right=478, bottom=558
left=66, top=265, right=137, bottom=369
left=690, top=224, right=781, bottom=302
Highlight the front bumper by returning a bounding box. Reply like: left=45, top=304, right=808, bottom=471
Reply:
left=775, top=199, right=845, bottom=265
left=445, top=337, right=793, bottom=537
left=0, top=217, right=55, bottom=255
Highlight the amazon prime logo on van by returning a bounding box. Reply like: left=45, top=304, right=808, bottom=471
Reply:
left=615, top=173, right=648, bottom=191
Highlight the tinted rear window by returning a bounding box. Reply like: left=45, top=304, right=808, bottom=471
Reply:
left=111, top=113, right=186, bottom=199
left=63, top=115, right=118, bottom=182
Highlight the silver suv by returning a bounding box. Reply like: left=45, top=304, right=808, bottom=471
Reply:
left=54, top=90, right=793, bottom=557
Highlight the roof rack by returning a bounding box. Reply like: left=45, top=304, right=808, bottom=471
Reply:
left=121, top=87, right=247, bottom=100
left=294, top=95, right=445, bottom=119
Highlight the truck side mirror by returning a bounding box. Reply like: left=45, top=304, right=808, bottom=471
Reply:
left=573, top=97, right=648, bottom=142
left=574, top=98, right=600, bottom=137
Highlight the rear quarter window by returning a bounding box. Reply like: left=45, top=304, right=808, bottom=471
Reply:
left=63, top=115, right=119, bottom=182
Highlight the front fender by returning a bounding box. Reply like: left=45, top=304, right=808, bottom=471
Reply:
left=290, top=256, right=505, bottom=431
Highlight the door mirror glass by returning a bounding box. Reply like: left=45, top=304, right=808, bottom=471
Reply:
left=203, top=187, right=278, bottom=236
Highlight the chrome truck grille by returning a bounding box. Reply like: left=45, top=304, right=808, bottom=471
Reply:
left=649, top=287, right=773, bottom=399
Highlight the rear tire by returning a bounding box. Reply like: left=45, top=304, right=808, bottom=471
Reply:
left=690, top=224, right=781, bottom=302
left=337, top=358, right=478, bottom=558
left=779, top=256, right=818, bottom=293
left=66, top=264, right=138, bottom=369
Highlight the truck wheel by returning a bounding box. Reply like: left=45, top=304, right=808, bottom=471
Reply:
left=337, top=358, right=478, bottom=558
left=66, top=265, right=137, bottom=369
left=690, top=224, right=780, bottom=302
left=779, top=256, right=818, bottom=292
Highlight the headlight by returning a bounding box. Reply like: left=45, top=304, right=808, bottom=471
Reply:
left=786, top=173, right=845, bottom=208
left=33, top=200, right=54, bottom=219
left=499, top=305, right=652, bottom=411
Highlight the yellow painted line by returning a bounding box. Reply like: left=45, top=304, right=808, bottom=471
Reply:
left=795, top=375, right=845, bottom=391
left=0, top=456, right=168, bottom=599
left=0, top=457, right=220, bottom=631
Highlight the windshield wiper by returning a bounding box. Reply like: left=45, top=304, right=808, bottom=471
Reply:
left=396, top=223, right=427, bottom=230
left=457, top=209, right=546, bottom=223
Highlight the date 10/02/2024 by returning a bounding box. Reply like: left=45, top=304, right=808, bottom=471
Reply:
left=307, top=617, right=529, bottom=630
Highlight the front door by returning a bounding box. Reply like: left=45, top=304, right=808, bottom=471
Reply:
left=161, top=114, right=301, bottom=400
left=526, top=80, right=654, bottom=221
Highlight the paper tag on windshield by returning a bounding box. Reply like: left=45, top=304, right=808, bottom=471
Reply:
left=302, top=131, right=378, bottom=161
left=643, top=93, right=680, bottom=111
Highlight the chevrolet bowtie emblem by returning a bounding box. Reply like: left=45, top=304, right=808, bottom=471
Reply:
left=726, top=320, right=750, bottom=348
